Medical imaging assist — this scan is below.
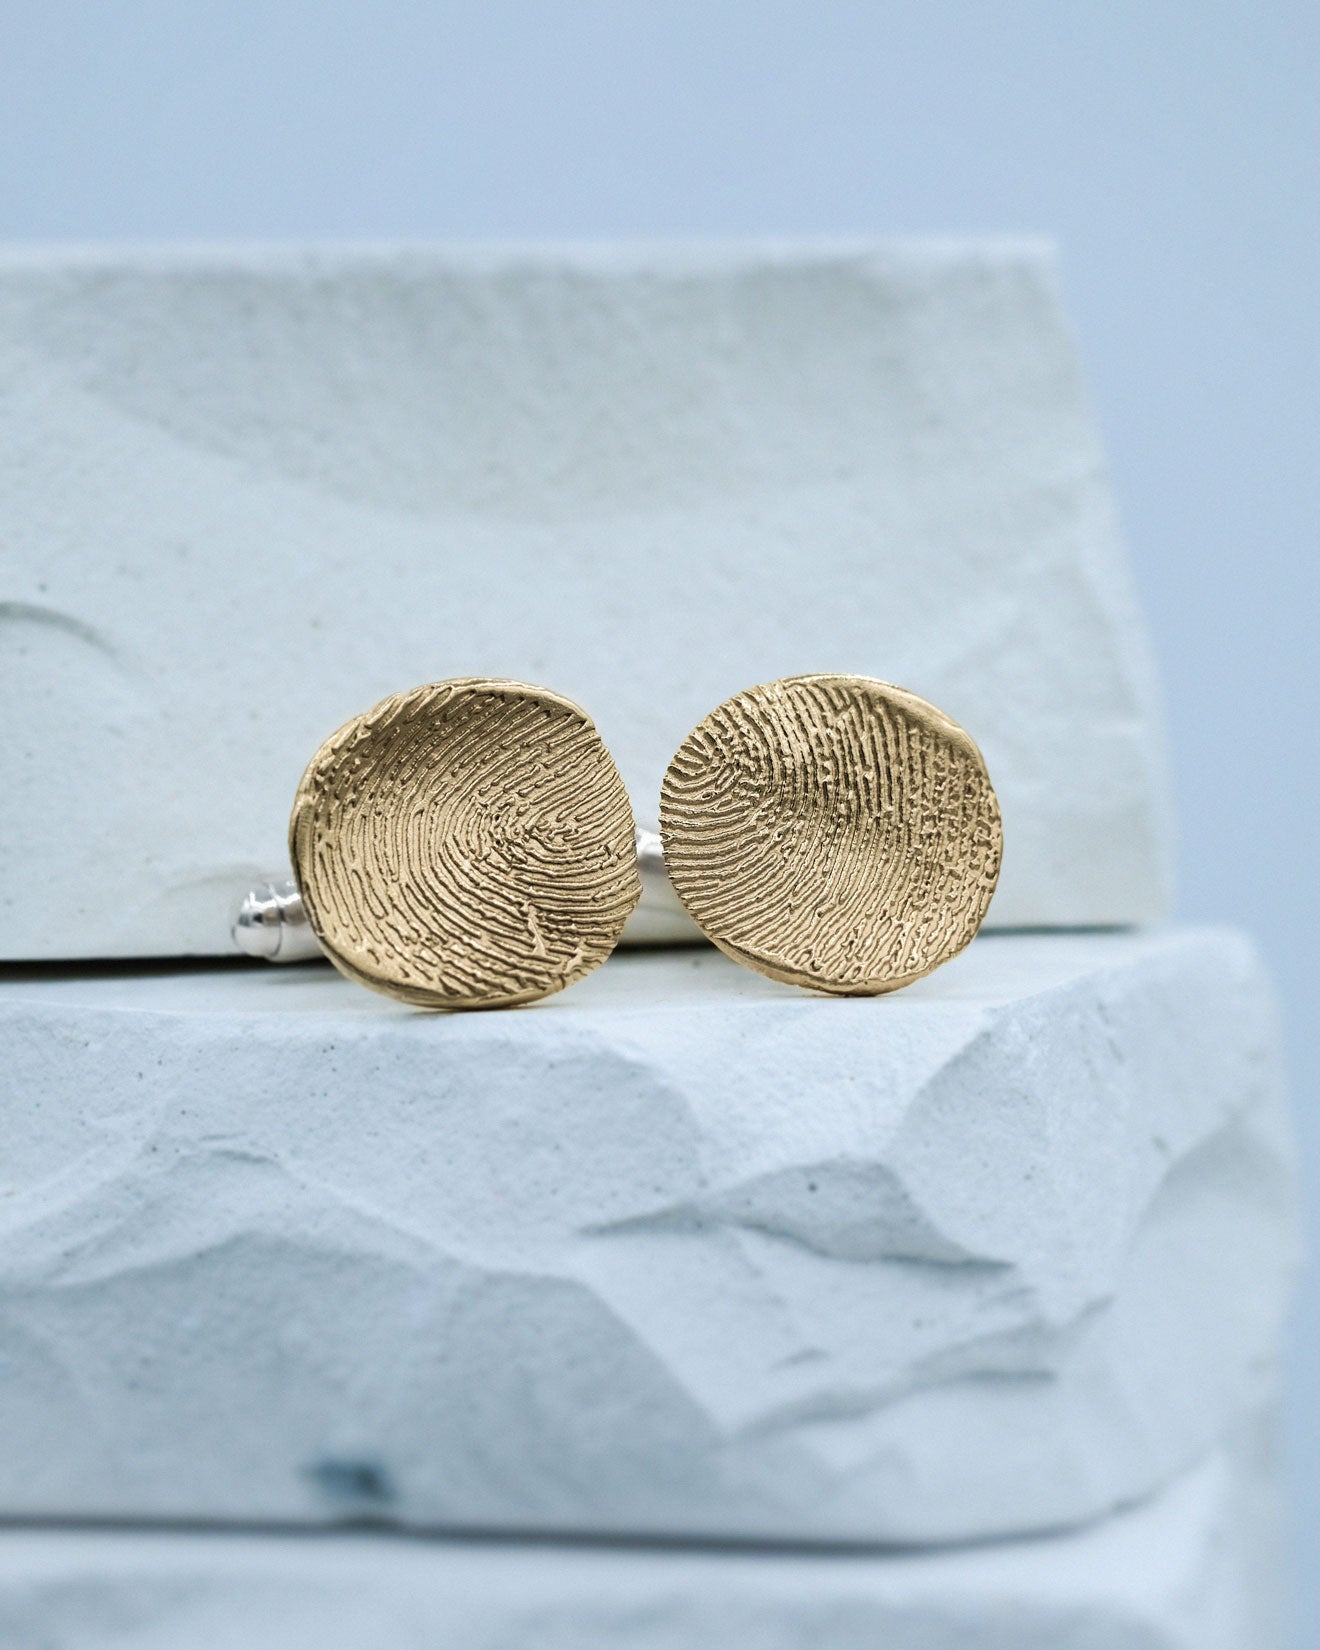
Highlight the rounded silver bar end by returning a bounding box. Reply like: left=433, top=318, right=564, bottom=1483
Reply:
left=232, top=878, right=324, bottom=963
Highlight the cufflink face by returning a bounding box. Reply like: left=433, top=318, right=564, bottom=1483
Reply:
left=660, top=674, right=1002, bottom=995
left=289, top=679, right=641, bottom=1009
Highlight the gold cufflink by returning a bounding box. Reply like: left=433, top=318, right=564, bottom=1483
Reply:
left=247, top=678, right=641, bottom=1010
left=660, top=674, right=1002, bottom=995
left=237, top=673, right=1002, bottom=1008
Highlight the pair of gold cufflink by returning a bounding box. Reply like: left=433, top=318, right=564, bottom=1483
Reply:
left=242, top=672, right=1002, bottom=1011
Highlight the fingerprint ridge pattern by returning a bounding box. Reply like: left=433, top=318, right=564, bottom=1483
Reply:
left=660, top=675, right=1002, bottom=994
left=290, top=680, right=640, bottom=1009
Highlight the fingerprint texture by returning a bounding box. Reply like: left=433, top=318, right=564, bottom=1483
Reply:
left=660, top=675, right=1002, bottom=995
left=289, top=680, right=640, bottom=1009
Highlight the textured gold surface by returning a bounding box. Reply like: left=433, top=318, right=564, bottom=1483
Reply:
left=660, top=675, right=1002, bottom=995
left=289, top=680, right=640, bottom=1009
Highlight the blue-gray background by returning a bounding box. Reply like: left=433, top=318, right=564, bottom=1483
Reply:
left=4, top=0, right=1316, bottom=1628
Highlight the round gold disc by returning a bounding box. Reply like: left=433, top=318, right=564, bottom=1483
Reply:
left=289, top=679, right=640, bottom=1009
left=660, top=675, right=1002, bottom=995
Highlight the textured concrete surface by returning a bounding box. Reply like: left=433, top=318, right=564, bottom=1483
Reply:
left=0, top=1424, right=1285, bottom=1650
left=0, top=241, right=1170, bottom=956
left=0, top=929, right=1294, bottom=1543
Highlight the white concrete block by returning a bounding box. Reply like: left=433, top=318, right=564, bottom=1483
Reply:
left=0, top=929, right=1294, bottom=1543
left=0, top=1428, right=1286, bottom=1650
left=0, top=241, right=1171, bottom=958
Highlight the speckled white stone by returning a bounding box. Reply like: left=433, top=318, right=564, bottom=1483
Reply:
left=0, top=929, right=1294, bottom=1544
left=0, top=1427, right=1285, bottom=1650
left=0, top=241, right=1171, bottom=958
